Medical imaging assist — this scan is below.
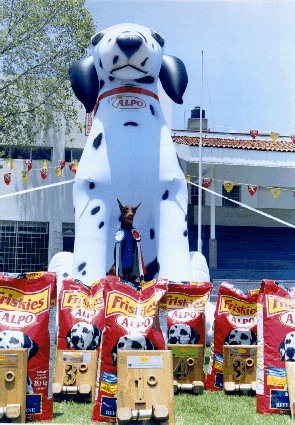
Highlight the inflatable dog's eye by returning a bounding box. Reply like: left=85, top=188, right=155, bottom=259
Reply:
left=92, top=32, right=104, bottom=46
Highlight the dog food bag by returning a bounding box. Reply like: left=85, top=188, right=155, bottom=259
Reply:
left=0, top=272, right=56, bottom=421
left=167, top=281, right=213, bottom=346
left=92, top=276, right=168, bottom=423
left=256, top=279, right=295, bottom=415
left=206, top=281, right=259, bottom=390
left=57, top=278, right=104, bottom=352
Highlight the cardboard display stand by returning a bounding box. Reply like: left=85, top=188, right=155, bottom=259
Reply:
left=286, top=362, right=295, bottom=422
left=0, top=348, right=27, bottom=423
left=223, top=345, right=257, bottom=393
left=53, top=350, right=98, bottom=402
left=168, top=344, right=204, bottom=394
left=117, top=350, right=174, bottom=424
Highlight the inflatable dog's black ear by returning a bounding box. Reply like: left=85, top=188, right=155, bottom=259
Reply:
left=69, top=56, right=100, bottom=113
left=159, top=55, right=188, bottom=104
left=145, top=338, right=157, bottom=350
left=190, top=328, right=200, bottom=344
left=66, top=329, right=72, bottom=348
left=279, top=340, right=285, bottom=361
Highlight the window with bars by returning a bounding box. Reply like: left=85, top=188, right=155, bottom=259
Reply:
left=222, top=185, right=241, bottom=208
left=190, top=184, right=204, bottom=205
left=0, top=221, right=49, bottom=272
left=62, top=222, right=75, bottom=252
left=65, top=148, right=83, bottom=162
left=0, top=146, right=52, bottom=160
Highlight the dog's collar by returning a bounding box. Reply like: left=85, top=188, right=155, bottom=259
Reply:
left=97, top=86, right=159, bottom=103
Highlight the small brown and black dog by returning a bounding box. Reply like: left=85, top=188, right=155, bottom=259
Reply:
left=108, top=199, right=141, bottom=283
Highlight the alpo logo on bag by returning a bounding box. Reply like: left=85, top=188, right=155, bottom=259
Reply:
left=111, top=94, right=146, bottom=109
left=61, top=289, right=104, bottom=323
left=0, top=286, right=50, bottom=328
left=266, top=294, right=295, bottom=327
left=218, top=295, right=257, bottom=329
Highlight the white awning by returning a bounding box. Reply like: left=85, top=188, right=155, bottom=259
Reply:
left=175, top=143, right=295, bottom=168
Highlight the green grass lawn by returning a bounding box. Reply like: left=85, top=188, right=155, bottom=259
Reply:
left=52, top=391, right=291, bottom=424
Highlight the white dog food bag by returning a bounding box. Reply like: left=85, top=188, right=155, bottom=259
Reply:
left=92, top=276, right=168, bottom=423
left=257, top=279, right=295, bottom=415
left=0, top=272, right=56, bottom=421
left=57, top=278, right=104, bottom=352
left=206, top=281, right=259, bottom=390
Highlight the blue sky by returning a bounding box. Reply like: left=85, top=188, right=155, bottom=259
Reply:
left=85, top=0, right=295, bottom=135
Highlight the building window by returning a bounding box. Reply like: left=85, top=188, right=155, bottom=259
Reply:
left=190, top=184, right=204, bottom=205
left=0, top=146, right=52, bottom=160
left=65, top=148, right=83, bottom=162
left=0, top=221, right=49, bottom=272
left=62, top=222, right=75, bottom=252
left=222, top=185, right=241, bottom=208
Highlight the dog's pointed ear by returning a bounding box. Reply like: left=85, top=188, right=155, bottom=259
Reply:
left=159, top=55, right=188, bottom=104
left=145, top=338, right=157, bottom=350
left=251, top=331, right=257, bottom=345
left=133, top=202, right=141, bottom=212
left=117, top=199, right=124, bottom=212
left=191, top=328, right=200, bottom=344
left=69, top=56, right=100, bottom=113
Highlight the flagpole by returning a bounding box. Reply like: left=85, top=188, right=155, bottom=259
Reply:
left=197, top=50, right=204, bottom=253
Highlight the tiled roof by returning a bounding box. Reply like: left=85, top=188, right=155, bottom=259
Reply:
left=172, top=135, right=295, bottom=153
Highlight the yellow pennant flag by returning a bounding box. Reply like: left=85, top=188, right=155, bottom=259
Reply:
left=270, top=132, right=280, bottom=142
left=21, top=170, right=29, bottom=182
left=40, top=159, right=49, bottom=170
left=55, top=166, right=63, bottom=177
left=6, top=158, right=15, bottom=170
left=270, top=187, right=282, bottom=198
left=186, top=174, right=191, bottom=182
left=223, top=181, right=235, bottom=193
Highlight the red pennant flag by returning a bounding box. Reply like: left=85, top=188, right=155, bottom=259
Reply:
left=250, top=130, right=258, bottom=139
left=69, top=159, right=78, bottom=174
left=40, top=168, right=47, bottom=180
left=59, top=160, right=66, bottom=170
left=247, top=185, right=258, bottom=196
left=291, top=135, right=295, bottom=144
left=4, top=173, right=11, bottom=185
left=25, top=159, right=33, bottom=172
left=202, top=178, right=212, bottom=188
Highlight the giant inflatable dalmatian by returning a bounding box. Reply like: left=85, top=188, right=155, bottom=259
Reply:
left=68, top=23, right=193, bottom=286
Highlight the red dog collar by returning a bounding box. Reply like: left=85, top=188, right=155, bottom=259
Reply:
left=97, top=86, right=159, bottom=103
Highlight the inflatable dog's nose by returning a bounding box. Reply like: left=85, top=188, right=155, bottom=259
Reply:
left=116, top=35, right=142, bottom=58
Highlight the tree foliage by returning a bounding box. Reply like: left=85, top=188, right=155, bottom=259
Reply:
left=0, top=0, right=95, bottom=146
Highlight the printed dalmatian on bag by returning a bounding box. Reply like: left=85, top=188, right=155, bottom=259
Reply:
left=0, top=272, right=56, bottom=421
left=167, top=281, right=213, bottom=346
left=256, top=280, right=295, bottom=415
left=92, top=276, right=168, bottom=423
left=206, top=282, right=259, bottom=390
left=57, top=279, right=104, bottom=352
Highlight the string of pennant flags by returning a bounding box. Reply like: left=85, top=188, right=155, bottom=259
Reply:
left=186, top=175, right=295, bottom=199
left=248, top=130, right=295, bottom=143
left=2, top=158, right=79, bottom=185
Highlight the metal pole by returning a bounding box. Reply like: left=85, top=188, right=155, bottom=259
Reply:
left=197, top=51, right=204, bottom=253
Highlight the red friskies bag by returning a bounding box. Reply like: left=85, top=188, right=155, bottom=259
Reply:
left=57, top=279, right=104, bottom=352
left=167, top=281, right=212, bottom=346
left=256, top=280, right=295, bottom=414
left=206, top=282, right=259, bottom=390
left=92, top=276, right=168, bottom=423
left=0, top=272, right=56, bottom=421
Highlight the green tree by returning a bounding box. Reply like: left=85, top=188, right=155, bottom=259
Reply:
left=0, top=0, right=95, bottom=146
